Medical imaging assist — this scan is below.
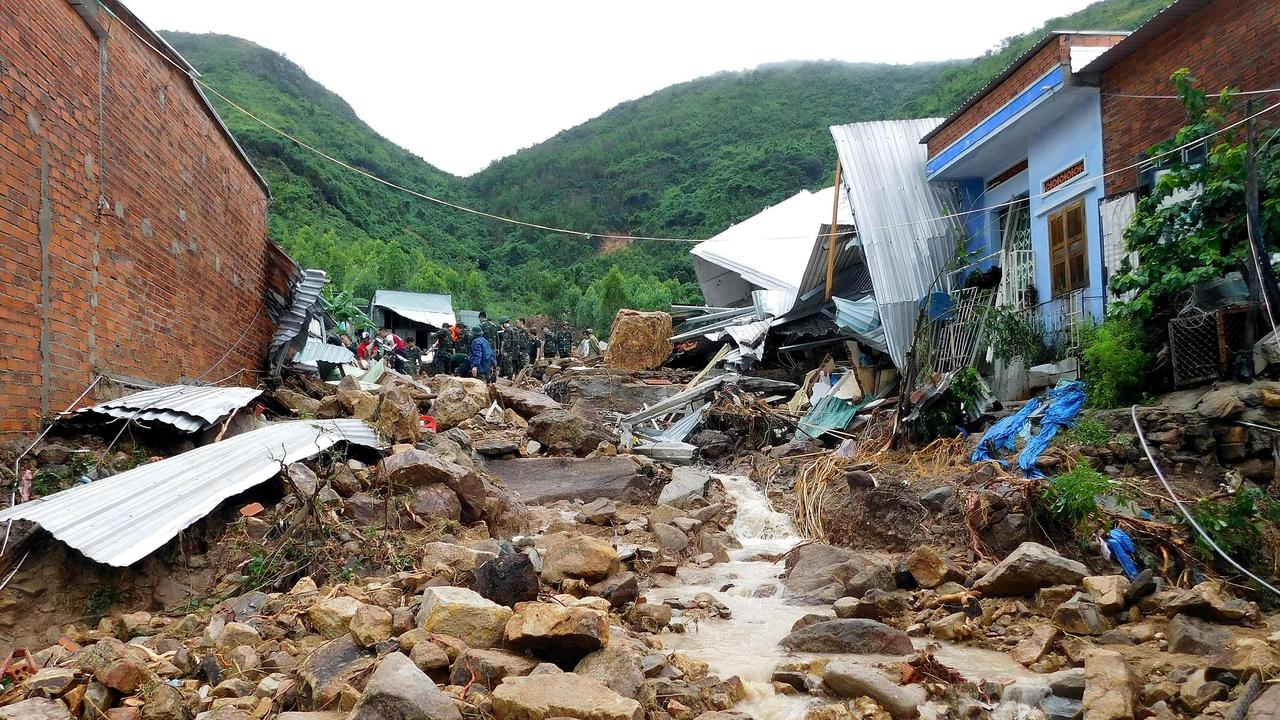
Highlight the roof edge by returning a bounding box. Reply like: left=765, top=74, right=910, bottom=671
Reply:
left=1076, top=0, right=1212, bottom=77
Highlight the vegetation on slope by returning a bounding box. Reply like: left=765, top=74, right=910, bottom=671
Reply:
left=164, top=0, right=1172, bottom=331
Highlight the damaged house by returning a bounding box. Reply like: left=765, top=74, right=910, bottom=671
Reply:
left=370, top=289, right=457, bottom=343
left=0, top=0, right=296, bottom=434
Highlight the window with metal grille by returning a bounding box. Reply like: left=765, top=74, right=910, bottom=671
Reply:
left=1049, top=200, right=1088, bottom=297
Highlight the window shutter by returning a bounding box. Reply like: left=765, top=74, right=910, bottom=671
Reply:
left=1050, top=212, right=1068, bottom=295
left=1066, top=203, right=1088, bottom=291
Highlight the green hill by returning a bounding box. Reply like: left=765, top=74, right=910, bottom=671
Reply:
left=162, top=0, right=1171, bottom=330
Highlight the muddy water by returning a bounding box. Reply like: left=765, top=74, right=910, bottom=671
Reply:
left=648, top=474, right=1046, bottom=720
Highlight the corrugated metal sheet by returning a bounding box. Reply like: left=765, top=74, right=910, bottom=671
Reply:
left=372, top=290, right=455, bottom=328
left=0, top=419, right=378, bottom=567
left=831, top=119, right=965, bottom=368
left=458, top=310, right=481, bottom=329
left=294, top=338, right=356, bottom=365
left=269, top=268, right=330, bottom=370
left=70, top=386, right=263, bottom=433
left=833, top=296, right=889, bottom=354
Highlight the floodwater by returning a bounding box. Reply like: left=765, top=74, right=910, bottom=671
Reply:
left=648, top=474, right=1046, bottom=720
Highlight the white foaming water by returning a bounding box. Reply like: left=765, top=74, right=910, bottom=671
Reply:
left=649, top=474, right=1046, bottom=720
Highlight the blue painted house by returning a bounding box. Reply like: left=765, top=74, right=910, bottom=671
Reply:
left=922, top=31, right=1127, bottom=351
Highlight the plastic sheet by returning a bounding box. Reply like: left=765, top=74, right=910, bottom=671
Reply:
left=970, top=397, right=1041, bottom=464
left=1018, top=381, right=1086, bottom=476
left=1105, top=528, right=1141, bottom=579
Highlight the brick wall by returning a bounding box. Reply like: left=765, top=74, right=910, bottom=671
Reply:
left=926, top=34, right=1126, bottom=159
left=1101, top=0, right=1280, bottom=195
left=0, top=0, right=280, bottom=434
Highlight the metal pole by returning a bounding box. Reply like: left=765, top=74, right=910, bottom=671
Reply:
left=825, top=161, right=844, bottom=301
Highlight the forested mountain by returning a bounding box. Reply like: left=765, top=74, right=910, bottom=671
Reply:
left=163, top=0, right=1171, bottom=330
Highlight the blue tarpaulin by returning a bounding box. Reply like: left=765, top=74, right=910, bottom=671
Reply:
left=971, top=397, right=1041, bottom=464
left=971, top=380, right=1087, bottom=476
left=1106, top=528, right=1141, bottom=579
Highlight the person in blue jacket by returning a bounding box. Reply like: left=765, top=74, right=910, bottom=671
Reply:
left=468, top=326, right=497, bottom=382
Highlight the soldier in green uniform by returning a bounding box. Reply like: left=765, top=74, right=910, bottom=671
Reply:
left=557, top=321, right=574, bottom=358
left=513, top=318, right=531, bottom=375
left=403, top=338, right=423, bottom=376
left=494, top=316, right=513, bottom=378
left=430, top=325, right=455, bottom=375
left=478, top=311, right=499, bottom=346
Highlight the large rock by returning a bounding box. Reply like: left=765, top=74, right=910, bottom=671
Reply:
left=779, top=619, right=913, bottom=654
left=504, top=603, right=608, bottom=667
left=473, top=554, right=541, bottom=607
left=824, top=661, right=926, bottom=719
left=587, top=572, right=639, bottom=609
left=527, top=408, right=616, bottom=457
left=274, top=388, right=322, bottom=417
left=575, top=639, right=646, bottom=699
left=1052, top=593, right=1110, bottom=635
left=416, top=586, right=513, bottom=648
left=1011, top=625, right=1061, bottom=666
left=485, top=457, right=647, bottom=504
left=845, top=564, right=897, bottom=599
left=1081, top=649, right=1135, bottom=720
left=1198, top=389, right=1245, bottom=420
left=295, top=635, right=375, bottom=710
left=652, top=523, right=689, bottom=553
left=541, top=534, right=620, bottom=584
left=409, top=484, right=462, bottom=522
left=348, top=652, right=461, bottom=720
left=491, top=385, right=563, bottom=420
left=604, top=310, right=673, bottom=371
left=422, top=542, right=497, bottom=574
left=375, top=385, right=421, bottom=444
left=308, top=596, right=362, bottom=638
left=449, top=648, right=539, bottom=688
left=658, top=467, right=709, bottom=508
left=1247, top=684, right=1280, bottom=720
left=432, top=377, right=489, bottom=429
left=350, top=604, right=393, bottom=647
left=972, top=542, right=1088, bottom=597
left=491, top=672, right=644, bottom=720
left=0, top=698, right=72, bottom=720
left=380, top=449, right=485, bottom=520
left=782, top=544, right=865, bottom=603
left=1168, top=614, right=1232, bottom=655
left=906, top=547, right=963, bottom=589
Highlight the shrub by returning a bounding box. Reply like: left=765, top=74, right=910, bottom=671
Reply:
left=1079, top=315, right=1151, bottom=408
left=1190, top=486, right=1280, bottom=568
left=1042, top=464, right=1115, bottom=529
left=1064, top=415, right=1110, bottom=447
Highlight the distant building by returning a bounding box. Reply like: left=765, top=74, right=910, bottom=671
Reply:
left=921, top=31, right=1128, bottom=348
left=0, top=0, right=293, bottom=433
left=370, top=290, right=456, bottom=343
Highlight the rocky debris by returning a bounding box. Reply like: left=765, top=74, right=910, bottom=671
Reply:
left=491, top=385, right=563, bottom=419
left=431, top=377, right=490, bottom=429
left=587, top=572, right=639, bottom=609
left=422, top=541, right=497, bottom=574
left=526, top=407, right=617, bottom=457
left=604, top=310, right=673, bottom=371
left=416, top=586, right=513, bottom=648
left=658, top=467, right=709, bottom=508
left=296, top=635, right=376, bottom=710
left=905, top=547, right=963, bottom=589
left=579, top=498, right=618, bottom=525
left=1167, top=613, right=1232, bottom=654
left=449, top=648, right=539, bottom=688
left=380, top=449, right=484, bottom=520
left=490, top=672, right=644, bottom=720
left=823, top=661, right=926, bottom=719
left=1052, top=592, right=1111, bottom=635
left=0, top=698, right=72, bottom=719
left=350, top=603, right=393, bottom=647
left=779, top=619, right=914, bottom=654
left=541, top=534, right=621, bottom=584
left=1198, top=388, right=1246, bottom=419
left=504, top=602, right=608, bottom=666
left=348, top=652, right=461, bottom=720
left=1011, top=625, right=1061, bottom=666
left=410, top=484, right=463, bottom=522
left=971, top=542, right=1088, bottom=597
left=308, top=596, right=362, bottom=639
left=782, top=544, right=865, bottom=603
left=472, top=553, right=541, bottom=607
left=486, top=457, right=647, bottom=504
left=626, top=603, right=672, bottom=633
left=845, top=564, right=897, bottom=599
left=1082, top=575, right=1129, bottom=613
left=375, top=385, right=421, bottom=444
left=1144, top=581, right=1259, bottom=624
left=1081, top=649, right=1136, bottom=720
left=575, top=638, right=646, bottom=699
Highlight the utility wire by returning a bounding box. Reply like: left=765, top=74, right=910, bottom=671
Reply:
left=1102, top=86, right=1280, bottom=100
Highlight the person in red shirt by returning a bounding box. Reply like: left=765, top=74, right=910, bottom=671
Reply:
left=377, top=328, right=408, bottom=372
left=354, top=332, right=373, bottom=369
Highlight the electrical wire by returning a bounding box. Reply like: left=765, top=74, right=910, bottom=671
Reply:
left=1130, top=404, right=1280, bottom=598
left=1102, top=86, right=1280, bottom=100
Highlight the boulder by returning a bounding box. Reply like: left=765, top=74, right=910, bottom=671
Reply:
left=972, top=542, right=1088, bottom=597
left=329, top=465, right=362, bottom=497
left=472, top=554, right=541, bottom=607
left=527, top=408, right=616, bottom=457
left=844, top=564, right=897, bottom=599
left=625, top=603, right=671, bottom=633
left=505, top=603, right=608, bottom=667
left=1052, top=593, right=1111, bottom=635
left=348, top=652, right=461, bottom=720
left=1082, top=575, right=1129, bottom=614
left=1168, top=614, right=1232, bottom=655
left=541, top=534, right=620, bottom=584
left=1198, top=389, right=1245, bottom=420
left=906, top=547, right=963, bottom=589
left=486, top=457, right=647, bottom=504
left=587, top=573, right=639, bottom=609
left=350, top=604, right=393, bottom=647
left=652, top=523, right=689, bottom=553
left=824, top=662, right=926, bottom=719
left=422, top=541, right=497, bottom=573
left=779, top=619, right=913, bottom=654
left=1246, top=685, right=1280, bottom=720
left=491, top=385, right=563, bottom=419
left=449, top=648, right=539, bottom=689
left=575, top=640, right=646, bottom=699
left=490, top=672, right=644, bottom=720
left=409, top=484, right=462, bottom=522
left=416, top=586, right=513, bottom=648
left=309, top=596, right=362, bottom=639
left=782, top=544, right=865, bottom=603
left=295, top=635, right=374, bottom=710
left=375, top=385, right=421, bottom=444
left=432, top=377, right=489, bottom=430
left=286, top=462, right=320, bottom=497
left=604, top=310, right=673, bottom=371
left=380, top=449, right=485, bottom=519
left=658, top=467, right=709, bottom=508
left=1011, top=625, right=1061, bottom=666
left=410, top=641, right=451, bottom=673
left=1081, top=649, right=1135, bottom=720
left=0, top=698, right=72, bottom=720
left=579, top=498, right=617, bottom=525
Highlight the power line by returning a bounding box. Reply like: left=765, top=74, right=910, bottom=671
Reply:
left=1102, top=86, right=1280, bottom=100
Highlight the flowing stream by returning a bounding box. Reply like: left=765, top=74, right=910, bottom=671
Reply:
left=647, top=474, right=1045, bottom=720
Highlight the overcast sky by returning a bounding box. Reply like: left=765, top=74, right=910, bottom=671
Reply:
left=127, top=0, right=1099, bottom=176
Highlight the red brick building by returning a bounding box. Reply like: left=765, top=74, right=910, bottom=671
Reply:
left=0, top=0, right=293, bottom=434
left=1084, top=0, right=1280, bottom=196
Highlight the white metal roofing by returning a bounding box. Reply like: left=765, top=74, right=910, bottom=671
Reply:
left=372, top=290, right=456, bottom=328
left=71, top=385, right=263, bottom=433
left=831, top=118, right=965, bottom=369
left=0, top=419, right=379, bottom=566
left=691, top=187, right=853, bottom=301
left=294, top=338, right=356, bottom=365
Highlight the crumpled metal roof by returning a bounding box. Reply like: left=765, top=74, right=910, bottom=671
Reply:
left=831, top=119, right=965, bottom=368
left=0, top=419, right=379, bottom=566
left=372, top=290, right=456, bottom=328
left=269, top=269, right=330, bottom=374
left=70, top=385, right=263, bottom=433
left=294, top=338, right=355, bottom=365
left=833, top=296, right=889, bottom=354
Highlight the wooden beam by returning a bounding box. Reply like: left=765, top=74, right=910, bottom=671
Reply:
left=824, top=160, right=844, bottom=301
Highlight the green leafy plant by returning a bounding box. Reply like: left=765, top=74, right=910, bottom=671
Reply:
left=1190, top=486, right=1280, bottom=568
left=1042, top=464, right=1116, bottom=529
left=1078, top=315, right=1152, bottom=408
left=981, top=305, right=1053, bottom=365
left=1064, top=415, right=1110, bottom=447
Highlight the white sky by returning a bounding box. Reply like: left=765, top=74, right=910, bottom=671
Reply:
left=126, top=0, right=1099, bottom=176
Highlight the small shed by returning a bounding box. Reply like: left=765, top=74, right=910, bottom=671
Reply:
left=370, top=290, right=456, bottom=343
